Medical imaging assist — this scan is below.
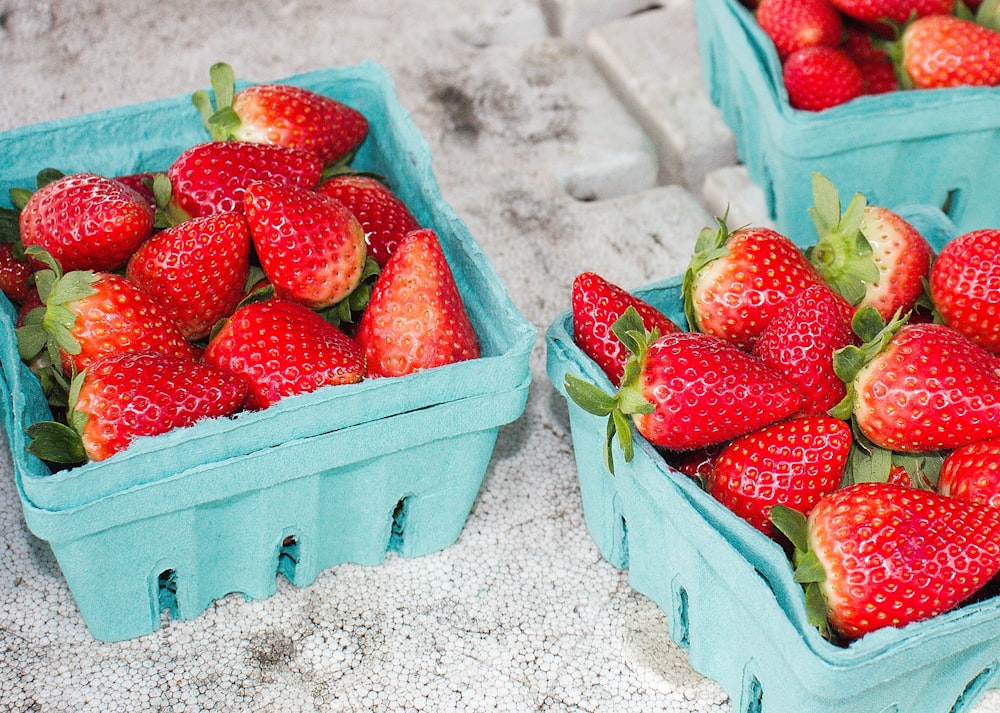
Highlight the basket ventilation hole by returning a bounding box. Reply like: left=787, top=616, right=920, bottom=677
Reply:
left=157, top=569, right=178, bottom=621
left=950, top=663, right=999, bottom=713
left=673, top=584, right=690, bottom=649
left=743, top=674, right=763, bottom=713
left=389, top=497, right=410, bottom=553
left=941, top=188, right=963, bottom=221
left=277, top=535, right=299, bottom=583
left=620, top=514, right=630, bottom=569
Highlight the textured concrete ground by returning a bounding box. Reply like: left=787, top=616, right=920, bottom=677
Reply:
left=1, top=1, right=998, bottom=712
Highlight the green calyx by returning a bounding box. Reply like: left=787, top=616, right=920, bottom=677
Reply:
left=974, top=0, right=1000, bottom=31
left=806, top=173, right=880, bottom=306
left=25, top=370, right=88, bottom=466
left=192, top=62, right=242, bottom=142
left=563, top=306, right=658, bottom=475
left=830, top=306, right=909, bottom=421
left=682, top=213, right=733, bottom=333
left=769, top=505, right=831, bottom=638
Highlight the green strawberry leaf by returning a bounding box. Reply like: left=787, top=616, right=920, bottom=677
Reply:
left=563, top=373, right=618, bottom=416
left=770, top=504, right=809, bottom=554
left=682, top=216, right=732, bottom=333
left=194, top=61, right=242, bottom=141
left=843, top=425, right=893, bottom=486
left=976, top=0, right=1000, bottom=31
left=25, top=420, right=86, bottom=465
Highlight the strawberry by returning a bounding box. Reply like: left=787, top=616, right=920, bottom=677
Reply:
left=806, top=173, right=932, bottom=321
left=682, top=217, right=828, bottom=351
left=660, top=444, right=723, bottom=486
left=890, top=14, right=1000, bottom=89
left=755, top=0, right=843, bottom=60
left=166, top=140, right=323, bottom=220
left=18, top=172, right=155, bottom=273
left=706, top=416, right=850, bottom=536
left=827, top=0, right=954, bottom=24
left=243, top=181, right=367, bottom=311
left=26, top=351, right=247, bottom=463
left=0, top=242, right=34, bottom=305
left=193, top=62, right=369, bottom=166
left=928, top=228, right=1000, bottom=353
left=114, top=172, right=158, bottom=211
left=938, top=438, right=1000, bottom=509
left=355, top=228, right=480, bottom=378
left=752, top=283, right=856, bottom=416
left=782, top=46, right=865, bottom=111
left=203, top=298, right=365, bottom=410
left=316, top=174, right=421, bottom=268
left=125, top=211, right=252, bottom=341
left=833, top=309, right=1000, bottom=452
left=15, top=252, right=196, bottom=379
left=571, top=271, right=681, bottom=386
left=772, top=482, right=1000, bottom=640
left=564, top=307, right=804, bottom=472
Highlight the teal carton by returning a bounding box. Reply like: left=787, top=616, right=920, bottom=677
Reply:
left=545, top=209, right=1000, bottom=712
left=694, top=0, right=1000, bottom=244
left=0, top=63, right=535, bottom=642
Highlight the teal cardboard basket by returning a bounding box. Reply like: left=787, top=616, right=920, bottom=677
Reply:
left=0, top=63, right=535, bottom=642
left=544, top=209, right=1000, bottom=712
left=694, top=0, right=1000, bottom=245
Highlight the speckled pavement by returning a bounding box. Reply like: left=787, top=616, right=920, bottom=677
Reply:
left=2, top=2, right=999, bottom=712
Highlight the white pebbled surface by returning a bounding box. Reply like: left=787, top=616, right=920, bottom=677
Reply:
left=1, top=1, right=998, bottom=712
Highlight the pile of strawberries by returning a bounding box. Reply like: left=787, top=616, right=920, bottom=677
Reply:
left=565, top=173, right=1000, bottom=643
left=740, top=0, right=1000, bottom=110
left=0, top=63, right=480, bottom=465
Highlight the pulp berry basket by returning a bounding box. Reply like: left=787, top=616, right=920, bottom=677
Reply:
left=0, top=62, right=535, bottom=642
left=544, top=208, right=1000, bottom=713
left=693, top=0, right=1000, bottom=245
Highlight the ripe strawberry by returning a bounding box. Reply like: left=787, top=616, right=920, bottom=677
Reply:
left=316, top=174, right=421, bottom=268
left=26, top=351, right=247, bottom=463
left=114, top=172, right=158, bottom=211
left=661, top=444, right=723, bottom=486
left=0, top=242, right=34, bottom=305
left=564, top=308, right=804, bottom=471
left=938, top=438, right=1000, bottom=509
left=856, top=56, right=900, bottom=94
left=18, top=172, right=155, bottom=273
left=707, top=416, right=850, bottom=536
left=752, top=283, right=856, bottom=416
left=783, top=46, right=865, bottom=111
left=203, top=298, right=365, bottom=410
left=15, top=254, right=196, bottom=378
left=244, top=181, right=367, bottom=311
left=571, top=272, right=681, bottom=386
left=772, top=482, right=1000, bottom=640
left=755, top=0, right=843, bottom=60
left=166, top=140, right=323, bottom=220
left=125, top=211, right=252, bottom=340
left=929, top=228, right=1000, bottom=353
left=827, top=0, right=953, bottom=24
left=833, top=310, right=1000, bottom=452
left=683, top=217, right=827, bottom=351
left=355, top=228, right=480, bottom=378
left=807, top=173, right=932, bottom=321
left=892, top=14, right=1000, bottom=89
left=193, top=62, right=369, bottom=166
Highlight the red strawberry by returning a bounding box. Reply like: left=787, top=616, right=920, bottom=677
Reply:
left=707, top=416, right=850, bottom=536
left=114, top=172, right=158, bottom=211
left=833, top=311, right=1000, bottom=452
left=243, top=181, right=367, bottom=311
left=856, top=56, right=900, bottom=94
left=828, top=0, right=953, bottom=24
left=571, top=272, right=681, bottom=386
left=0, top=242, right=34, bottom=305
left=203, top=298, right=365, bottom=410
left=807, top=173, right=932, bottom=321
left=772, top=482, right=1000, bottom=640
left=892, top=14, right=1000, bottom=89
left=783, top=46, right=865, bottom=111
left=564, top=308, right=804, bottom=471
left=755, top=0, right=843, bottom=60
left=193, top=62, right=368, bottom=166
left=355, top=228, right=480, bottom=378
left=661, top=444, right=723, bottom=485
left=27, top=351, right=247, bottom=463
left=316, top=174, right=421, bottom=268
left=938, top=438, right=1000, bottom=509
left=15, top=256, right=196, bottom=378
left=683, top=217, right=828, bottom=351
left=125, top=211, right=252, bottom=340
left=752, top=283, right=856, bottom=415
left=19, top=172, right=155, bottom=273
left=928, top=228, right=1000, bottom=353
left=166, top=140, right=323, bottom=220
